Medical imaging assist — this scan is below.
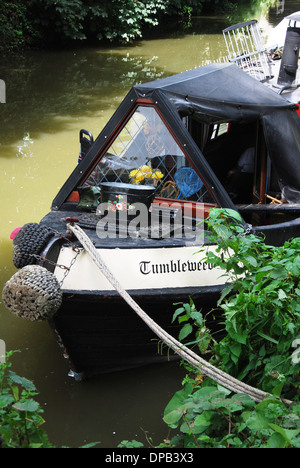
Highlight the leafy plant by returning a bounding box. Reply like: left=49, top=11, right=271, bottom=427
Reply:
left=118, top=440, right=144, bottom=448
left=201, top=208, right=300, bottom=397
left=0, top=351, right=54, bottom=448
left=172, top=298, right=217, bottom=355
left=162, top=383, right=300, bottom=448
left=157, top=208, right=300, bottom=448
left=0, top=351, right=98, bottom=448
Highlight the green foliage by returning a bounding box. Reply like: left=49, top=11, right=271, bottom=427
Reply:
left=162, top=383, right=300, bottom=448
left=0, top=351, right=54, bottom=448
left=27, top=0, right=169, bottom=45
left=203, top=208, right=300, bottom=396
left=0, top=351, right=99, bottom=448
left=0, top=0, right=277, bottom=50
left=172, top=298, right=216, bottom=355
left=0, top=1, right=40, bottom=53
left=159, top=208, right=300, bottom=448
left=118, top=440, right=144, bottom=448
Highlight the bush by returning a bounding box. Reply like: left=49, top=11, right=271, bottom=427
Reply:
left=159, top=208, right=300, bottom=448
left=0, top=351, right=99, bottom=448
left=0, top=351, right=54, bottom=448
left=203, top=208, right=300, bottom=396
left=0, top=1, right=40, bottom=53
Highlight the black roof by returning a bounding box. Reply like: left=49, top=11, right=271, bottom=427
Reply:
left=134, top=62, right=296, bottom=122
left=136, top=63, right=300, bottom=192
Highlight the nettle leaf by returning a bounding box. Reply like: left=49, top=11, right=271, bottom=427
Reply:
left=229, top=342, right=242, bottom=365
left=172, top=306, right=186, bottom=323
left=256, top=331, right=279, bottom=345
left=214, top=394, right=253, bottom=412
left=190, top=311, right=203, bottom=327
left=179, top=323, right=193, bottom=341
left=270, top=268, right=288, bottom=280
left=8, top=371, right=36, bottom=392
left=227, top=325, right=247, bottom=345
left=13, top=399, right=40, bottom=413
left=0, top=394, right=14, bottom=409
left=178, top=314, right=189, bottom=324
left=217, top=284, right=233, bottom=305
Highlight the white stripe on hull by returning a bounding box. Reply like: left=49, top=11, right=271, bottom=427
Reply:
left=54, top=245, right=228, bottom=291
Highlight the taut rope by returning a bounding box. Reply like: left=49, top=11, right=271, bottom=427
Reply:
left=68, top=223, right=289, bottom=404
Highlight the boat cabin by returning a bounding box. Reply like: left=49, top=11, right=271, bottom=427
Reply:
left=51, top=62, right=300, bottom=244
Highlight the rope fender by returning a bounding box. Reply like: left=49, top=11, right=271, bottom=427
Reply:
left=68, top=223, right=290, bottom=404
left=2, top=265, right=62, bottom=321
left=12, top=223, right=54, bottom=269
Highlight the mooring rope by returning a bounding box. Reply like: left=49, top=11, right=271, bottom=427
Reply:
left=68, top=223, right=290, bottom=404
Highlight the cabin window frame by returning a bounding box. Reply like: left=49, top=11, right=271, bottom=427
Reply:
left=78, top=102, right=217, bottom=207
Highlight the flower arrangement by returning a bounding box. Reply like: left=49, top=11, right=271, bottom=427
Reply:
left=129, top=165, right=164, bottom=185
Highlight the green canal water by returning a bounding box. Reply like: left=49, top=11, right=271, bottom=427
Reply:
left=0, top=2, right=298, bottom=448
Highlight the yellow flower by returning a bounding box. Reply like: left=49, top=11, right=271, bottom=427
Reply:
left=129, top=169, right=139, bottom=178
left=130, top=165, right=163, bottom=185
left=140, top=165, right=152, bottom=173
left=151, top=170, right=164, bottom=180
left=135, top=173, right=145, bottom=181
left=130, top=165, right=152, bottom=183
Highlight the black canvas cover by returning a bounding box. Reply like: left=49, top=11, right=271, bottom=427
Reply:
left=134, top=63, right=300, bottom=195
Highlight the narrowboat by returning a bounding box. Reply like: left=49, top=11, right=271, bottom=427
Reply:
left=3, top=14, right=300, bottom=379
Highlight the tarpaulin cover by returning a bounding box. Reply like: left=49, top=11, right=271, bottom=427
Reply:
left=134, top=63, right=300, bottom=193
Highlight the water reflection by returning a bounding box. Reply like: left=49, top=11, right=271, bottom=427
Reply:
left=0, top=3, right=298, bottom=447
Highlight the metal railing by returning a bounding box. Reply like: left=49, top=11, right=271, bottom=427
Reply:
left=223, top=20, right=273, bottom=81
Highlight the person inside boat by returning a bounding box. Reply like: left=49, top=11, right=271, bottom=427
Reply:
left=227, top=146, right=255, bottom=204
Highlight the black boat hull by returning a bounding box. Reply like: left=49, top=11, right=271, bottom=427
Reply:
left=49, top=286, right=222, bottom=379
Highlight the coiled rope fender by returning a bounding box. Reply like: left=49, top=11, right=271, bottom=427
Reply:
left=68, top=223, right=291, bottom=404
left=2, top=265, right=62, bottom=321
left=12, top=223, right=54, bottom=269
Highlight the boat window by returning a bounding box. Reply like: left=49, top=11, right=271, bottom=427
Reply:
left=210, top=123, right=230, bottom=139
left=83, top=105, right=211, bottom=203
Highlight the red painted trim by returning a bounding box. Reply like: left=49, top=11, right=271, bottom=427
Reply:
left=153, top=197, right=216, bottom=219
